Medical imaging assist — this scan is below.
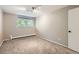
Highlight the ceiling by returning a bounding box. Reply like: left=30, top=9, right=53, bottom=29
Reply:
left=37, top=5, right=68, bottom=13
left=0, top=5, right=68, bottom=17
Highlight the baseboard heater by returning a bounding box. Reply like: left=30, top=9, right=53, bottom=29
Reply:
left=10, top=34, right=36, bottom=39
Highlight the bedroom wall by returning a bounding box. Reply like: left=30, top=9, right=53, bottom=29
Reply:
left=0, top=9, right=3, bottom=46
left=3, top=13, right=36, bottom=40
left=36, top=8, right=68, bottom=47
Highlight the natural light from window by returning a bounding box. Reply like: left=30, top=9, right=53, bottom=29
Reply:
left=16, top=17, right=34, bottom=28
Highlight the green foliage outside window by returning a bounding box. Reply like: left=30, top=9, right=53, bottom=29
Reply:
left=16, top=18, right=34, bottom=27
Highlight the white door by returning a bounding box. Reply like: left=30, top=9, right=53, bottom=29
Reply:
left=68, top=7, right=79, bottom=52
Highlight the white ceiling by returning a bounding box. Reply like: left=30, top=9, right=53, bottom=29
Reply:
left=0, top=5, right=68, bottom=16
left=38, top=5, right=68, bottom=13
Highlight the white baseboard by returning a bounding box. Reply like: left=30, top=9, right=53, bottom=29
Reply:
left=47, top=39, right=67, bottom=47
left=0, top=40, right=3, bottom=47
left=38, top=35, right=67, bottom=48
left=11, top=33, right=36, bottom=39
left=4, top=39, right=11, bottom=41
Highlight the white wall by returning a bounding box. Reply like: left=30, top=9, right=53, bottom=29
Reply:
left=0, top=9, right=3, bottom=46
left=3, top=13, right=36, bottom=40
left=36, top=8, right=68, bottom=47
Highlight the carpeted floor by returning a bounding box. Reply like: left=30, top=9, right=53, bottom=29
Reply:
left=0, top=36, right=78, bottom=54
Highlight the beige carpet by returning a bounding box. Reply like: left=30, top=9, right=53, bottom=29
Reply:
left=0, top=36, right=78, bottom=54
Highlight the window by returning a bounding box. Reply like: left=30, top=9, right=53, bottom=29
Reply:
left=16, top=15, right=35, bottom=28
